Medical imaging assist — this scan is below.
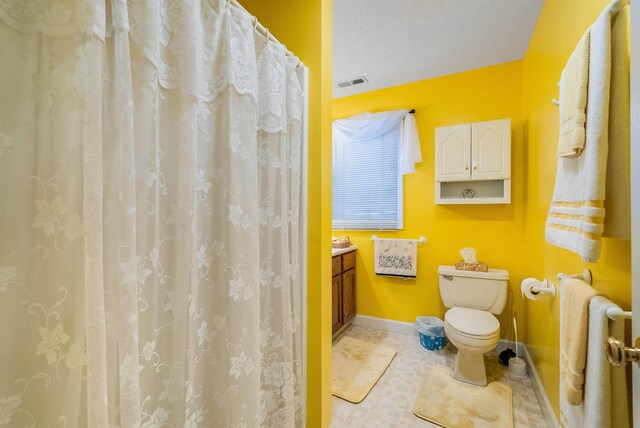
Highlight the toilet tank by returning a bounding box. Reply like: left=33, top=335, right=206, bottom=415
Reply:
left=438, top=265, right=509, bottom=314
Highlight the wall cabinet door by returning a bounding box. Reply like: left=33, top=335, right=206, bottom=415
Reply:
left=471, top=119, right=511, bottom=180
left=332, top=275, right=342, bottom=335
left=342, top=269, right=356, bottom=324
left=435, top=124, right=471, bottom=182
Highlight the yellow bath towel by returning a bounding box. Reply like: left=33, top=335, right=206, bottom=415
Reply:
left=560, top=278, right=598, bottom=406
left=604, top=4, right=630, bottom=240
left=558, top=31, right=590, bottom=158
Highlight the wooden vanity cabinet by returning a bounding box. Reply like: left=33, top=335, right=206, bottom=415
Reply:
left=331, top=275, right=342, bottom=335
left=332, top=249, right=356, bottom=337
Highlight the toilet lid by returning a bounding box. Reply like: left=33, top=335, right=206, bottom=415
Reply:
left=445, top=307, right=500, bottom=337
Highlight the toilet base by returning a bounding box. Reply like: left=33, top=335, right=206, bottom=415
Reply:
left=452, top=350, right=487, bottom=387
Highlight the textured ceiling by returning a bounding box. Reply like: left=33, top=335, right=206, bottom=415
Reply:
left=333, top=0, right=544, bottom=98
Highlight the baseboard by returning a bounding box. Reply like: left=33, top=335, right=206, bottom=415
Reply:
left=521, top=344, right=559, bottom=428
left=353, top=314, right=559, bottom=428
left=352, top=314, right=416, bottom=335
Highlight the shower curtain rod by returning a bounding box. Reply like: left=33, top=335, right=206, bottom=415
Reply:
left=229, top=0, right=304, bottom=68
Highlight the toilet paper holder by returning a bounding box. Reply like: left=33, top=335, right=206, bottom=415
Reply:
left=523, top=278, right=556, bottom=298
left=523, top=270, right=593, bottom=301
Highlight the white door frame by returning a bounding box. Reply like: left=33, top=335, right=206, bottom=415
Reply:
left=296, top=65, right=309, bottom=426
left=630, top=2, right=639, bottom=426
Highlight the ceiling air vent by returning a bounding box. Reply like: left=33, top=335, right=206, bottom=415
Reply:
left=336, top=75, right=368, bottom=88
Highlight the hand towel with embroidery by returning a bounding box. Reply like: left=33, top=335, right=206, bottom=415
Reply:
left=374, top=238, right=417, bottom=278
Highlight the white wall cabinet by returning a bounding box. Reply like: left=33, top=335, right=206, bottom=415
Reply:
left=435, top=118, right=511, bottom=204
left=471, top=119, right=511, bottom=180
left=435, top=124, right=471, bottom=182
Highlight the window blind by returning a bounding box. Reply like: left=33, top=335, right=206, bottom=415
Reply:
left=332, top=126, right=403, bottom=230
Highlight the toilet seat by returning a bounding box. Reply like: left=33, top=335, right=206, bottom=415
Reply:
left=444, top=307, right=501, bottom=360
left=444, top=307, right=500, bottom=339
left=445, top=324, right=499, bottom=348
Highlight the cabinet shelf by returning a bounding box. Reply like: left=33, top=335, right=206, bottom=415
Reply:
left=436, top=179, right=511, bottom=205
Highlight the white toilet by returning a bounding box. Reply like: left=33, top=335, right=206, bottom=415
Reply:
left=438, top=265, right=509, bottom=387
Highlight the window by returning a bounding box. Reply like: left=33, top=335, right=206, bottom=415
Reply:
left=332, top=125, right=403, bottom=230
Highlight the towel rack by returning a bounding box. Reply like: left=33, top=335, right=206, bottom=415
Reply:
left=606, top=307, right=632, bottom=321
left=558, top=269, right=631, bottom=320
left=557, top=269, right=593, bottom=285
left=371, top=235, right=427, bottom=244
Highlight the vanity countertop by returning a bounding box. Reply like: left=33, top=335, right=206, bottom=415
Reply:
left=332, top=246, right=357, bottom=257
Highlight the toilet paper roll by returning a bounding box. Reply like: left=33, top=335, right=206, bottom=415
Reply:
left=521, top=278, right=543, bottom=300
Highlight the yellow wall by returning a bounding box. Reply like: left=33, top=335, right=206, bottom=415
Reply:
left=333, top=3, right=633, bottom=419
left=242, top=0, right=633, bottom=424
left=332, top=61, right=528, bottom=341
left=522, top=0, right=632, bottom=419
left=238, top=1, right=333, bottom=426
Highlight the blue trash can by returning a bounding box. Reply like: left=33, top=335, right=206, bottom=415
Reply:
left=415, top=316, right=446, bottom=351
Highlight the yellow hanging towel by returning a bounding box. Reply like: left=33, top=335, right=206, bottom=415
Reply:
left=558, top=31, right=590, bottom=158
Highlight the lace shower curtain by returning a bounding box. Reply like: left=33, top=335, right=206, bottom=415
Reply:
left=0, top=1, right=304, bottom=426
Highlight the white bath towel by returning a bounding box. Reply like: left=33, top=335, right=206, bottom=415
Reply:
left=603, top=4, right=630, bottom=240
left=560, top=296, right=629, bottom=428
left=546, top=3, right=614, bottom=263
left=373, top=238, right=417, bottom=278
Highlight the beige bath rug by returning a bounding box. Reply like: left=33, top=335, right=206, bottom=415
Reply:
left=332, top=336, right=397, bottom=403
left=413, top=365, right=513, bottom=428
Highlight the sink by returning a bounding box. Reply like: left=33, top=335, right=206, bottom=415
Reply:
left=332, top=246, right=356, bottom=256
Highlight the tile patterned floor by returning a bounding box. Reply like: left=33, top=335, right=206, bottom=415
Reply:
left=331, top=325, right=548, bottom=428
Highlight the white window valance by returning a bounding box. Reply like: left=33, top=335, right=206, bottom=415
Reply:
left=332, top=109, right=422, bottom=174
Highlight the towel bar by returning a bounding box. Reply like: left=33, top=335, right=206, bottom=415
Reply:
left=606, top=307, right=632, bottom=321
left=557, top=269, right=630, bottom=320
left=557, top=269, right=593, bottom=285
left=371, top=235, right=427, bottom=244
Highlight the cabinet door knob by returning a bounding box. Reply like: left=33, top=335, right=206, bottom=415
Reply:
left=473, top=164, right=477, bottom=170
left=465, top=166, right=469, bottom=170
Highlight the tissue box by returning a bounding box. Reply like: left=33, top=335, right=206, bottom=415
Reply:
left=455, top=261, right=488, bottom=272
